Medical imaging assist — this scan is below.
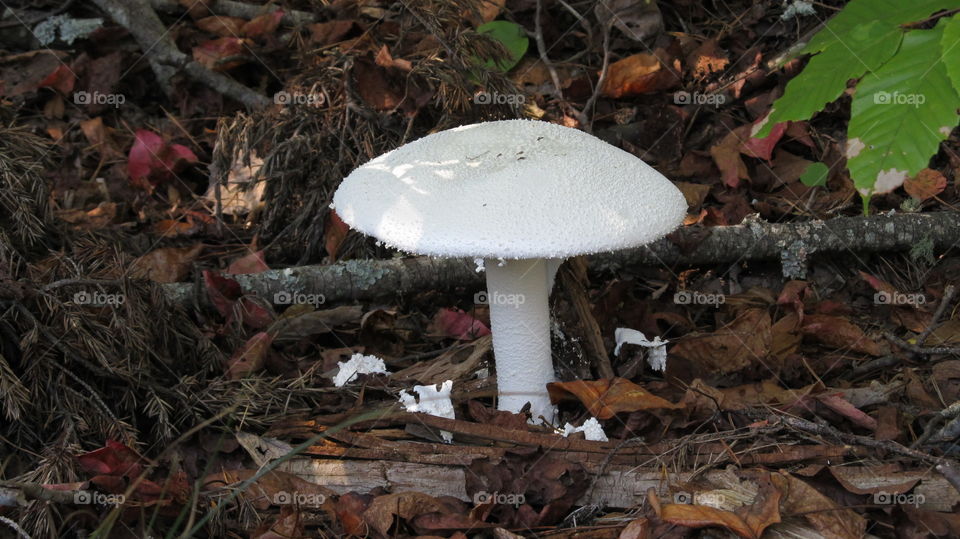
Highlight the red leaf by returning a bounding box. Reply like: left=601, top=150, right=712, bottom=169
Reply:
left=432, top=308, right=490, bottom=340
left=242, top=10, right=284, bottom=38
left=39, top=64, right=75, bottom=94
left=904, top=168, right=947, bottom=201
left=76, top=440, right=144, bottom=479
left=203, top=270, right=242, bottom=318
left=227, top=250, right=269, bottom=274
left=192, top=37, right=249, bottom=71
left=127, top=129, right=198, bottom=189
left=741, top=118, right=787, bottom=161
left=325, top=210, right=350, bottom=261
left=226, top=332, right=273, bottom=379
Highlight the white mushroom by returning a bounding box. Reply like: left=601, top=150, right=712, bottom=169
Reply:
left=332, top=119, right=686, bottom=424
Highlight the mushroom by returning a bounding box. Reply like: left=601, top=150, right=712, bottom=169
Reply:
left=332, top=119, right=686, bottom=423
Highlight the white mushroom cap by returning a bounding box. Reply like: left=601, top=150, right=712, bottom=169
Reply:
left=332, top=119, right=686, bottom=259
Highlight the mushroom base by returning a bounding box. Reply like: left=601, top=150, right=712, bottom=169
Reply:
left=484, top=257, right=558, bottom=424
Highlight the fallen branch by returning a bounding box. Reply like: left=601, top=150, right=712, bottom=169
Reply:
left=91, top=0, right=270, bottom=108
left=162, top=212, right=960, bottom=306
left=148, top=0, right=316, bottom=26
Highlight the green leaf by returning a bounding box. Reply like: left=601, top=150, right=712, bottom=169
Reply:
left=756, top=0, right=960, bottom=137
left=756, top=21, right=902, bottom=137
left=802, top=0, right=956, bottom=54
left=942, top=13, right=960, bottom=94
left=476, top=20, right=529, bottom=72
left=847, top=22, right=960, bottom=197
left=799, top=162, right=829, bottom=187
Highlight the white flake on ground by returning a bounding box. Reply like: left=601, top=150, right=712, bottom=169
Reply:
left=333, top=353, right=388, bottom=387
left=562, top=417, right=608, bottom=442
left=399, top=380, right=455, bottom=442
left=614, top=327, right=669, bottom=371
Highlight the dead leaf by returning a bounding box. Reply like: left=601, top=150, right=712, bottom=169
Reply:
left=477, top=0, right=506, bottom=23
left=687, top=38, right=729, bottom=79
left=675, top=181, right=711, bottom=209
left=779, top=472, right=865, bottom=539
left=657, top=473, right=784, bottom=539
left=325, top=210, right=350, bottom=261
left=202, top=469, right=333, bottom=511
left=595, top=0, right=662, bottom=43
left=309, top=20, right=356, bottom=46
left=801, top=314, right=882, bottom=356
left=904, top=169, right=947, bottom=201
left=196, top=16, right=246, bottom=37
left=710, top=125, right=750, bottom=188
left=430, top=308, right=491, bottom=340
left=815, top=393, right=877, bottom=430
left=671, top=308, right=771, bottom=375
left=547, top=378, right=683, bottom=420
left=80, top=117, right=123, bottom=160
left=55, top=202, right=117, bottom=230
left=601, top=53, right=673, bottom=98
left=192, top=37, right=249, bottom=71
left=227, top=250, right=269, bottom=275
left=363, top=492, right=446, bottom=536
left=740, top=119, right=786, bottom=161
left=129, top=244, right=203, bottom=283
left=226, top=332, right=273, bottom=379
left=242, top=10, right=284, bottom=38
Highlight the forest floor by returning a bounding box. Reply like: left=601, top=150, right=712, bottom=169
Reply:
left=1, top=0, right=960, bottom=537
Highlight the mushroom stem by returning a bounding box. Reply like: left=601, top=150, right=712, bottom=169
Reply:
left=484, top=257, right=559, bottom=423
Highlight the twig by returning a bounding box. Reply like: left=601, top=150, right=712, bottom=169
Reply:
left=577, top=17, right=612, bottom=133
left=534, top=0, right=564, bottom=100
left=918, top=284, right=956, bottom=345
left=91, top=0, right=270, bottom=108
left=148, top=0, right=316, bottom=26
left=884, top=333, right=960, bottom=357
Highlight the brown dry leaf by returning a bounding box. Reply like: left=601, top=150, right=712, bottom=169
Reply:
left=601, top=53, right=668, bottom=98
left=928, top=319, right=960, bottom=345
left=225, top=332, right=273, bottom=379
left=196, top=16, right=246, bottom=36
left=709, top=126, right=750, bottom=188
left=658, top=473, right=784, bottom=538
left=363, top=492, right=447, bottom=536
left=687, top=38, right=729, bottom=79
left=151, top=218, right=202, bottom=237
left=309, top=20, right=356, bottom=45
left=547, top=378, right=683, bottom=420
left=351, top=56, right=403, bottom=111
left=828, top=465, right=921, bottom=496
left=779, top=472, right=865, bottom=538
left=904, top=168, right=947, bottom=201
left=595, top=0, right=662, bottom=43
left=129, top=244, right=203, bottom=283
left=682, top=379, right=813, bottom=414
left=618, top=518, right=651, bottom=539
left=227, top=250, right=269, bottom=275
left=192, top=37, right=250, bottom=71
left=269, top=306, right=364, bottom=342
left=374, top=45, right=413, bottom=72
left=670, top=308, right=771, bottom=375
left=901, top=505, right=960, bottom=537
left=80, top=117, right=123, bottom=160
left=253, top=505, right=305, bottom=539
left=394, top=335, right=492, bottom=385
left=476, top=0, right=506, bottom=23
left=675, top=181, right=711, bottom=209
left=770, top=312, right=802, bottom=362
left=325, top=210, right=350, bottom=261
left=815, top=393, right=877, bottom=430
left=55, top=202, right=117, bottom=230
left=858, top=270, right=896, bottom=296
left=801, top=314, right=882, bottom=356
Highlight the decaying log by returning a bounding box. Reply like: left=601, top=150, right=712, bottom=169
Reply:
left=163, top=212, right=960, bottom=306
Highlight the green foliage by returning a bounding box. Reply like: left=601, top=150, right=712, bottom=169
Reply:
left=756, top=1, right=960, bottom=207
left=799, top=162, right=829, bottom=187
left=476, top=20, right=529, bottom=72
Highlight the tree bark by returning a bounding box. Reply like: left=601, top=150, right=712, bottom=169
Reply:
left=162, top=212, right=960, bottom=306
